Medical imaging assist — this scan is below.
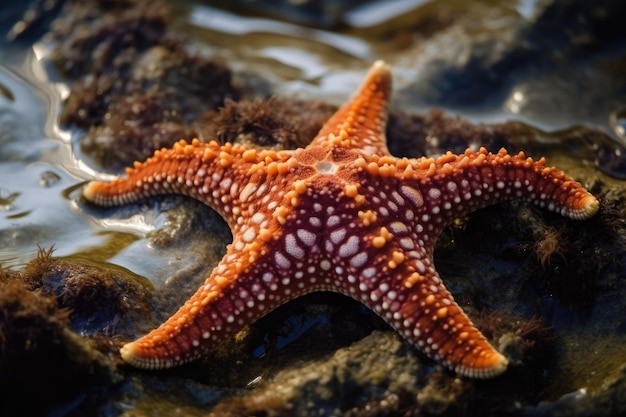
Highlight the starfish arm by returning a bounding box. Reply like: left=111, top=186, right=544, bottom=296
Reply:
left=82, top=138, right=295, bottom=228
left=309, top=60, right=392, bottom=156
left=391, top=263, right=508, bottom=379
left=120, top=237, right=292, bottom=369
left=326, top=218, right=508, bottom=378
left=400, top=147, right=599, bottom=234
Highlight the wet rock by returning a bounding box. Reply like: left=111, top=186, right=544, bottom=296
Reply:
left=50, top=0, right=169, bottom=78
left=387, top=109, right=518, bottom=159
left=204, top=96, right=336, bottom=149
left=391, top=0, right=626, bottom=180
left=387, top=110, right=626, bottom=181
left=207, top=331, right=428, bottom=417
left=7, top=246, right=154, bottom=340
left=0, top=262, right=119, bottom=416
left=142, top=199, right=231, bottom=324
left=531, top=364, right=626, bottom=417
left=403, top=0, right=626, bottom=109
left=50, top=0, right=242, bottom=171
left=203, top=318, right=558, bottom=416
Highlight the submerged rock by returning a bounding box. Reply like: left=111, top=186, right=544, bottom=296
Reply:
left=0, top=251, right=122, bottom=416
left=50, top=0, right=242, bottom=171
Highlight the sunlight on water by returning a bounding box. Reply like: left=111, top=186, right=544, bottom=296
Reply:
left=189, top=4, right=372, bottom=59
left=0, top=50, right=157, bottom=272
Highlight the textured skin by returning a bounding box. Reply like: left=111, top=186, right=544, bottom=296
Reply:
left=83, top=61, right=599, bottom=378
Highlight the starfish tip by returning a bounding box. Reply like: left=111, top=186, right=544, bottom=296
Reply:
left=368, top=60, right=392, bottom=87
left=460, top=351, right=509, bottom=379
left=482, top=351, right=509, bottom=378
left=372, top=59, right=391, bottom=73
left=119, top=342, right=168, bottom=370
left=82, top=182, right=98, bottom=202
left=584, top=195, right=600, bottom=218
left=120, top=342, right=140, bottom=364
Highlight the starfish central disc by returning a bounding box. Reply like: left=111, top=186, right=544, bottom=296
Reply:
left=83, top=60, right=599, bottom=379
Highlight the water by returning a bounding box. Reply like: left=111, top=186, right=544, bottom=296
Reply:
left=0, top=51, right=174, bottom=294
left=0, top=49, right=78, bottom=268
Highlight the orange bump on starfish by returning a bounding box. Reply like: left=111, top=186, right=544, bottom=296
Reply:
left=83, top=61, right=599, bottom=379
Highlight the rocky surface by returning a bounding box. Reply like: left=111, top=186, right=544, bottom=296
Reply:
left=1, top=0, right=625, bottom=416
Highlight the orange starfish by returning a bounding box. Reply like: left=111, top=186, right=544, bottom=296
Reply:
left=83, top=61, right=599, bottom=378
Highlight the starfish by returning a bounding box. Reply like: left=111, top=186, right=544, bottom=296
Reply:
left=83, top=61, right=599, bottom=378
